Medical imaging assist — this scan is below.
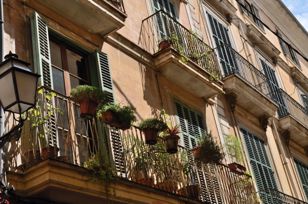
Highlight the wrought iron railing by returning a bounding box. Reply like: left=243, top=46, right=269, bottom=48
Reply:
left=278, top=89, right=308, bottom=128
left=106, top=0, right=126, bottom=13
left=218, top=45, right=273, bottom=101
left=260, top=189, right=308, bottom=204
left=4, top=87, right=99, bottom=170
left=112, top=127, right=256, bottom=203
left=140, top=10, right=221, bottom=80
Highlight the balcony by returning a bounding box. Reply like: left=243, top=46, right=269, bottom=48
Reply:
left=260, top=189, right=308, bottom=204
left=141, top=10, right=224, bottom=100
left=221, top=46, right=277, bottom=117
left=5, top=89, right=255, bottom=203
left=290, top=66, right=308, bottom=91
left=278, top=89, right=308, bottom=146
left=26, top=0, right=126, bottom=36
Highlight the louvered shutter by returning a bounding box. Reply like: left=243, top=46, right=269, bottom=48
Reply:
left=175, top=102, right=222, bottom=203
left=251, top=5, right=263, bottom=30
left=95, top=52, right=125, bottom=175
left=207, top=13, right=237, bottom=77
left=261, top=60, right=288, bottom=117
left=277, top=31, right=289, bottom=56
left=295, top=160, right=308, bottom=200
left=301, top=95, right=308, bottom=114
left=241, top=128, right=278, bottom=203
left=95, top=52, right=114, bottom=103
left=31, top=12, right=57, bottom=147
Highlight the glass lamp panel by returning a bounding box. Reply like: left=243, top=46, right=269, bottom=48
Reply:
left=15, top=70, right=38, bottom=113
left=0, top=72, right=17, bottom=110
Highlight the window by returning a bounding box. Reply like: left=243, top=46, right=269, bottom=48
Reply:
left=295, top=160, right=308, bottom=200
left=50, top=38, right=89, bottom=96
left=31, top=12, right=116, bottom=165
left=240, top=0, right=264, bottom=30
left=277, top=31, right=300, bottom=67
left=241, top=128, right=278, bottom=203
left=152, top=0, right=176, bottom=17
left=298, top=86, right=308, bottom=114
left=260, top=58, right=288, bottom=117
left=175, top=101, right=205, bottom=149
left=205, top=11, right=237, bottom=76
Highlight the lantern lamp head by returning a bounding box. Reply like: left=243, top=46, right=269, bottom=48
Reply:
left=0, top=52, right=40, bottom=115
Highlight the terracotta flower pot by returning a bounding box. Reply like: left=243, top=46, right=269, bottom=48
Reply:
left=79, top=98, right=98, bottom=118
left=228, top=162, right=246, bottom=175
left=143, top=128, right=159, bottom=145
left=135, top=177, right=154, bottom=187
left=165, top=134, right=180, bottom=154
left=158, top=40, right=172, bottom=50
left=155, top=179, right=178, bottom=193
left=191, top=146, right=201, bottom=160
left=100, top=110, right=117, bottom=124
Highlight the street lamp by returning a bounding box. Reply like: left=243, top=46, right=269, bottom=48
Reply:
left=0, top=52, right=39, bottom=203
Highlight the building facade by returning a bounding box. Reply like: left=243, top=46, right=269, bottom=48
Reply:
left=1, top=0, right=308, bottom=203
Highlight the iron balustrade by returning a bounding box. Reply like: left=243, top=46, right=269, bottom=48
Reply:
left=260, top=189, right=308, bottom=204
left=278, top=88, right=308, bottom=128
left=141, top=10, right=221, bottom=80
left=106, top=0, right=126, bottom=13
left=115, top=126, right=256, bottom=203
left=218, top=45, right=273, bottom=101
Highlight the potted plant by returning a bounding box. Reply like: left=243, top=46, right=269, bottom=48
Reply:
left=70, top=85, right=106, bottom=118
left=97, top=103, right=136, bottom=130
left=225, top=134, right=246, bottom=175
left=164, top=125, right=180, bottom=154
left=139, top=118, right=167, bottom=145
left=192, top=133, right=224, bottom=164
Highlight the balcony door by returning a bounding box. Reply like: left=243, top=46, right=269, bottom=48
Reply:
left=241, top=128, right=278, bottom=203
left=260, top=59, right=288, bottom=117
left=205, top=10, right=237, bottom=76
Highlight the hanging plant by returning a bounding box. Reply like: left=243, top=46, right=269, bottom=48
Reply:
left=139, top=118, right=167, bottom=145
left=163, top=125, right=180, bottom=154
left=70, top=85, right=107, bottom=118
left=97, top=103, right=136, bottom=130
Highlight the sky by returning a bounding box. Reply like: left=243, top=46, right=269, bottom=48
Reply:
left=281, top=0, right=308, bottom=31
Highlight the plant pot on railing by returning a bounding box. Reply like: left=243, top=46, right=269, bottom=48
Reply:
left=164, top=126, right=180, bottom=154
left=155, top=179, right=178, bottom=193
left=97, top=103, right=136, bottom=130
left=139, top=118, right=167, bottom=145
left=71, top=85, right=107, bottom=118
left=228, top=162, right=246, bottom=175
left=191, top=133, right=224, bottom=164
left=178, top=184, right=200, bottom=200
left=158, top=39, right=172, bottom=50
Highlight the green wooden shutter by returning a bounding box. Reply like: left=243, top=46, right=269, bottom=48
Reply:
left=95, top=52, right=114, bottom=103
left=31, top=12, right=53, bottom=88
left=241, top=128, right=278, bottom=203
left=94, top=52, right=125, bottom=174
left=31, top=12, right=57, bottom=147
left=295, top=160, right=308, bottom=200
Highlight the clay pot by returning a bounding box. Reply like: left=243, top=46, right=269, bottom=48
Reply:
left=155, top=179, right=178, bottom=193
left=40, top=146, right=58, bottom=160
left=165, top=134, right=180, bottom=154
left=143, top=128, right=159, bottom=145
left=158, top=40, right=172, bottom=50
left=135, top=177, right=154, bottom=187
left=79, top=99, right=98, bottom=118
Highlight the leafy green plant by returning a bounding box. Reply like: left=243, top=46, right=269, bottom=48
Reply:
left=194, top=133, right=224, bottom=164
left=27, top=89, right=61, bottom=147
left=83, top=154, right=114, bottom=181
left=70, top=85, right=107, bottom=103
left=97, top=103, right=136, bottom=126
left=225, top=134, right=244, bottom=164
left=138, top=118, right=168, bottom=131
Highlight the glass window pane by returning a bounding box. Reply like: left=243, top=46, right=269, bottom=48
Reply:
left=50, top=41, right=62, bottom=68
left=66, top=49, right=87, bottom=81
left=52, top=67, right=66, bottom=95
